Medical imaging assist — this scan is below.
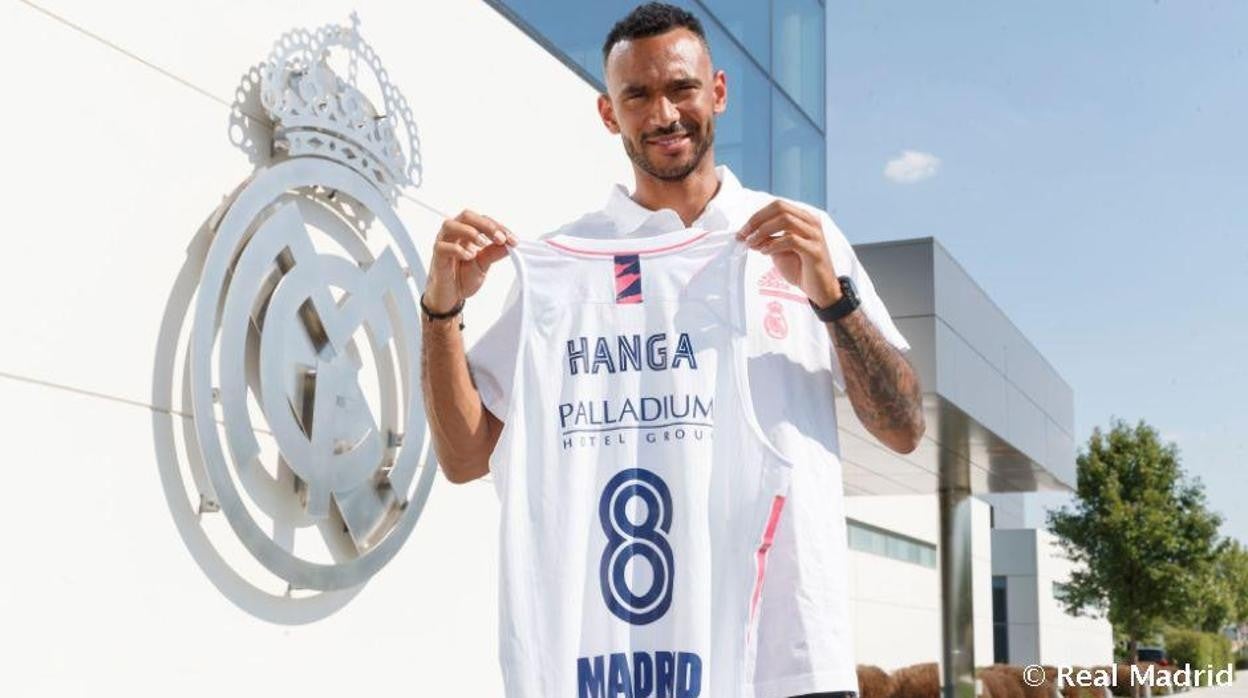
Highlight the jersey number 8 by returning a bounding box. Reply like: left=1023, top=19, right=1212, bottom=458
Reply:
left=598, top=468, right=675, bottom=625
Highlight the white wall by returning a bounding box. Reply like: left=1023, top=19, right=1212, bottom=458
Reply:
left=845, top=494, right=994, bottom=671
left=1035, top=529, right=1114, bottom=667
left=982, top=491, right=1079, bottom=532
left=0, top=1, right=629, bottom=695
left=991, top=528, right=1114, bottom=667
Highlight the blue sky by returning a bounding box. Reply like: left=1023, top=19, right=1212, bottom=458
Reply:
left=822, top=1, right=1248, bottom=544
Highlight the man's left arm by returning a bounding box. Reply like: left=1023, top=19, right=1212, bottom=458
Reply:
left=826, top=291, right=925, bottom=453
left=740, top=200, right=926, bottom=454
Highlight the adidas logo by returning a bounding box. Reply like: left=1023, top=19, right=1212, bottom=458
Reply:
left=757, top=266, right=792, bottom=291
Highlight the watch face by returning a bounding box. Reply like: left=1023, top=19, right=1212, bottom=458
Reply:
left=840, top=276, right=860, bottom=304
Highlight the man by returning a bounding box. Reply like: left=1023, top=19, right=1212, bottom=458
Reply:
left=419, top=4, right=925, bottom=698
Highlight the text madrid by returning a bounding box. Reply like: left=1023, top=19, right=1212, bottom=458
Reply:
left=1057, top=664, right=1236, bottom=688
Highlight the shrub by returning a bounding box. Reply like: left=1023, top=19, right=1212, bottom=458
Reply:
left=1163, top=627, right=1238, bottom=686
left=975, top=665, right=1025, bottom=698
left=858, top=664, right=897, bottom=698
left=892, top=662, right=941, bottom=698
left=978, top=668, right=1010, bottom=698
left=1109, top=663, right=1135, bottom=697
left=1149, top=665, right=1172, bottom=696
left=989, top=664, right=1046, bottom=698
left=1163, top=628, right=1211, bottom=674
left=1059, top=667, right=1103, bottom=698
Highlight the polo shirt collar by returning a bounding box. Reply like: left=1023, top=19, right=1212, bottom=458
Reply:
left=603, top=164, right=742, bottom=236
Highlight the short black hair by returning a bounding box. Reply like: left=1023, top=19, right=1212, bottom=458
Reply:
left=602, top=2, right=711, bottom=66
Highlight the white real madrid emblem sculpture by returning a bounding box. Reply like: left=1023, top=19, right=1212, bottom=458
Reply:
left=173, top=15, right=434, bottom=599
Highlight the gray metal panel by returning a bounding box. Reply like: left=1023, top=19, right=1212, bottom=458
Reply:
left=892, top=315, right=937, bottom=391
left=853, top=237, right=936, bottom=319
left=935, top=318, right=1009, bottom=439
left=840, top=237, right=1077, bottom=494
left=990, top=529, right=1039, bottom=576
left=1005, top=382, right=1049, bottom=467
left=929, top=240, right=1073, bottom=441
left=932, top=243, right=1010, bottom=373
left=1045, top=418, right=1077, bottom=486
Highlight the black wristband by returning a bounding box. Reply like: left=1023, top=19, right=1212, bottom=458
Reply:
left=808, top=276, right=860, bottom=323
left=420, top=292, right=465, bottom=329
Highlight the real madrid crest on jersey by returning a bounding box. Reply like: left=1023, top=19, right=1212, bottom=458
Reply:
left=158, top=15, right=434, bottom=611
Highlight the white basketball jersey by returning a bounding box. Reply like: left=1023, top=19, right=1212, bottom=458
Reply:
left=489, top=227, right=792, bottom=698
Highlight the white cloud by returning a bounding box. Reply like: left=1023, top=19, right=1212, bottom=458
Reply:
left=883, top=150, right=941, bottom=184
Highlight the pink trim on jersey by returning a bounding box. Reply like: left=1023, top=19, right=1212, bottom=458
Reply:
left=759, top=288, right=809, bottom=304
left=749, top=495, right=787, bottom=626
left=544, top=229, right=711, bottom=257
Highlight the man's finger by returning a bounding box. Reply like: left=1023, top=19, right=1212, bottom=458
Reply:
left=736, top=200, right=783, bottom=239
left=758, top=233, right=815, bottom=257
left=457, top=209, right=516, bottom=243
left=742, top=214, right=794, bottom=248
left=479, top=214, right=517, bottom=244
left=743, top=211, right=817, bottom=247
left=744, top=229, right=785, bottom=250
left=475, top=241, right=511, bottom=270
left=434, top=240, right=475, bottom=262
left=443, top=221, right=502, bottom=251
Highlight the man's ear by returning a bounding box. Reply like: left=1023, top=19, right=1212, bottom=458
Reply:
left=597, top=93, right=620, bottom=134
left=712, top=69, right=727, bottom=116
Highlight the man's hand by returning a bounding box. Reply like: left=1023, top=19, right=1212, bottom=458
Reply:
left=426, top=209, right=518, bottom=313
left=738, top=199, right=926, bottom=454
left=737, top=199, right=842, bottom=308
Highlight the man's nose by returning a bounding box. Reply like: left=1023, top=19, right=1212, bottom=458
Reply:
left=652, top=96, right=680, bottom=128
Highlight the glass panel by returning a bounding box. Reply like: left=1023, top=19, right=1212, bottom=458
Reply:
left=772, top=88, right=825, bottom=208
left=849, top=522, right=938, bottom=567
left=698, top=0, right=769, bottom=69
left=772, top=0, right=825, bottom=125
left=922, top=547, right=937, bottom=568
left=992, top=577, right=1008, bottom=619
left=847, top=524, right=866, bottom=551
left=705, top=21, right=771, bottom=191
left=993, top=624, right=1010, bottom=664
left=486, top=1, right=644, bottom=87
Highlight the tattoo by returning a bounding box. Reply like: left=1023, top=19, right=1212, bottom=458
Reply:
left=830, top=310, right=925, bottom=452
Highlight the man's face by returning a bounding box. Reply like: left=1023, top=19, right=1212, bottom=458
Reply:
left=599, top=28, right=726, bottom=181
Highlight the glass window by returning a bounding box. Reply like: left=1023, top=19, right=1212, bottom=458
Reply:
left=772, top=88, right=825, bottom=208
left=698, top=0, right=769, bottom=69
left=703, top=21, right=771, bottom=191
left=992, top=576, right=1010, bottom=663
left=848, top=520, right=937, bottom=568
left=485, top=1, right=644, bottom=88
left=771, top=0, right=825, bottom=126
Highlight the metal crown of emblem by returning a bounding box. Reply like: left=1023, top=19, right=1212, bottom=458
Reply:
left=165, top=14, right=435, bottom=608
left=259, top=14, right=421, bottom=201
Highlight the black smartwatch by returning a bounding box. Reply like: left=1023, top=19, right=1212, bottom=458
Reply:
left=809, top=276, right=860, bottom=323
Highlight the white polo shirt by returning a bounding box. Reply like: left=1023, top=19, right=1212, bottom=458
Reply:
left=466, top=164, right=910, bottom=698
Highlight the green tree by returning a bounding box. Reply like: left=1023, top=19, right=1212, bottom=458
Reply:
left=1217, top=539, right=1248, bottom=626
left=1186, top=542, right=1237, bottom=633
left=1046, top=419, right=1222, bottom=691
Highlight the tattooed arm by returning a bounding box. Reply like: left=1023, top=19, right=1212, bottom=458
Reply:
left=829, top=309, right=925, bottom=453
left=739, top=199, right=926, bottom=454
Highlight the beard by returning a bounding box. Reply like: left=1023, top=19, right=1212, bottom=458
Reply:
left=622, top=117, right=715, bottom=182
